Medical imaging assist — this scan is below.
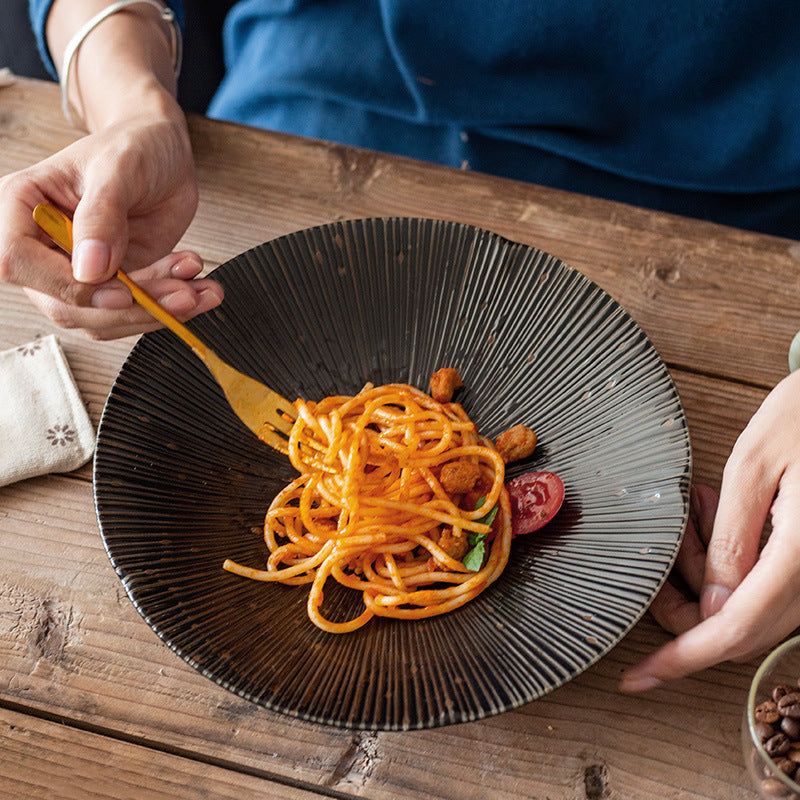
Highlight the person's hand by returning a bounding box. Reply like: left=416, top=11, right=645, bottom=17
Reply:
left=620, top=369, right=800, bottom=691
left=0, top=111, right=223, bottom=339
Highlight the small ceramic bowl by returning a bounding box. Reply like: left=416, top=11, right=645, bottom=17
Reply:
left=744, top=635, right=800, bottom=798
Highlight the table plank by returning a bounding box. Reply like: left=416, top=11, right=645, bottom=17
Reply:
left=0, top=707, right=324, bottom=800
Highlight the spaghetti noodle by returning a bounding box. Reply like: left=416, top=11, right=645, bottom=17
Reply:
left=223, top=381, right=512, bottom=633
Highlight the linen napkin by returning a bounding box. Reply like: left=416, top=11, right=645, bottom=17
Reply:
left=0, top=335, right=96, bottom=487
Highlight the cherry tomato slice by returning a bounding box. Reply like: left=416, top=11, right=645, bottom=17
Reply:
left=506, top=471, right=565, bottom=536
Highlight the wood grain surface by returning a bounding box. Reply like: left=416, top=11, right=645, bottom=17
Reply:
left=1, top=76, right=793, bottom=799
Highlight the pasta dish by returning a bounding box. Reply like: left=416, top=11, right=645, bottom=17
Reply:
left=223, top=377, right=515, bottom=633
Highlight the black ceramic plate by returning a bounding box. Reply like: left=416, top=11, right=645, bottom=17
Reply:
left=95, top=218, right=691, bottom=730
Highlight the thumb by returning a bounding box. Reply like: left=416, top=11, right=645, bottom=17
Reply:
left=71, top=188, right=130, bottom=284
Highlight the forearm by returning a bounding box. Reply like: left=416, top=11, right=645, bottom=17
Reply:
left=45, top=0, right=182, bottom=131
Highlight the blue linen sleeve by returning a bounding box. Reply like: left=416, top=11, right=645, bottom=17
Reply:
left=28, top=0, right=185, bottom=78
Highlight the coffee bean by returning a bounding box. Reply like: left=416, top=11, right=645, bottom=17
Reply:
left=775, top=757, right=797, bottom=776
left=761, top=776, right=790, bottom=796
left=766, top=733, right=793, bottom=757
left=757, top=721, right=779, bottom=742
left=778, top=693, right=800, bottom=719
left=788, top=746, right=800, bottom=764
left=758, top=700, right=783, bottom=724
left=783, top=717, right=800, bottom=739
left=775, top=685, right=795, bottom=703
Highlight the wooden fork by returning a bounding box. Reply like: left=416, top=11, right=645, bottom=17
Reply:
left=33, top=202, right=296, bottom=454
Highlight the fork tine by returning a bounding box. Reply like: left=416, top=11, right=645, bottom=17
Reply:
left=249, top=396, right=294, bottom=454
left=254, top=394, right=296, bottom=435
left=202, top=352, right=297, bottom=446
left=257, top=426, right=291, bottom=455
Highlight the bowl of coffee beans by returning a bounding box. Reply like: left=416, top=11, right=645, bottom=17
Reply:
left=745, top=635, right=800, bottom=798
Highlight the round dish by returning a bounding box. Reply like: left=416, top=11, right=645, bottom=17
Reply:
left=94, top=217, right=691, bottom=730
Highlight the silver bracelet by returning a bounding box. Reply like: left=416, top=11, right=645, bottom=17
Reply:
left=59, top=0, right=183, bottom=127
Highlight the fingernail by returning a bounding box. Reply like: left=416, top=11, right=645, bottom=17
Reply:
left=170, top=255, right=204, bottom=278
left=700, top=584, right=732, bottom=618
left=160, top=290, right=198, bottom=315
left=90, top=286, right=131, bottom=309
left=74, top=239, right=111, bottom=282
left=619, top=673, right=663, bottom=693
left=199, top=284, right=224, bottom=304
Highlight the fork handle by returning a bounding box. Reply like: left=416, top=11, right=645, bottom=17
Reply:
left=33, top=202, right=210, bottom=359
left=114, top=270, right=209, bottom=358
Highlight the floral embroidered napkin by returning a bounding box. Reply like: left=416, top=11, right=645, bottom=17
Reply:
left=0, top=335, right=96, bottom=487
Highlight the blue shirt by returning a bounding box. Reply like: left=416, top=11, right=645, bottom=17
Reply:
left=30, top=0, right=800, bottom=236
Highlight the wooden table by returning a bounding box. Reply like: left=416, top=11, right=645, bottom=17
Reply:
left=2, top=75, right=799, bottom=800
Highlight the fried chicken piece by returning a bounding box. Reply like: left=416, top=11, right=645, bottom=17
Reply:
left=430, top=367, right=463, bottom=403
left=495, top=424, right=537, bottom=463
left=439, top=459, right=481, bottom=495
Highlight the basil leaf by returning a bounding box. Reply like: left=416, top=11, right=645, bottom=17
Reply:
left=462, top=531, right=487, bottom=571
left=461, top=497, right=499, bottom=570
left=474, top=496, right=498, bottom=527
